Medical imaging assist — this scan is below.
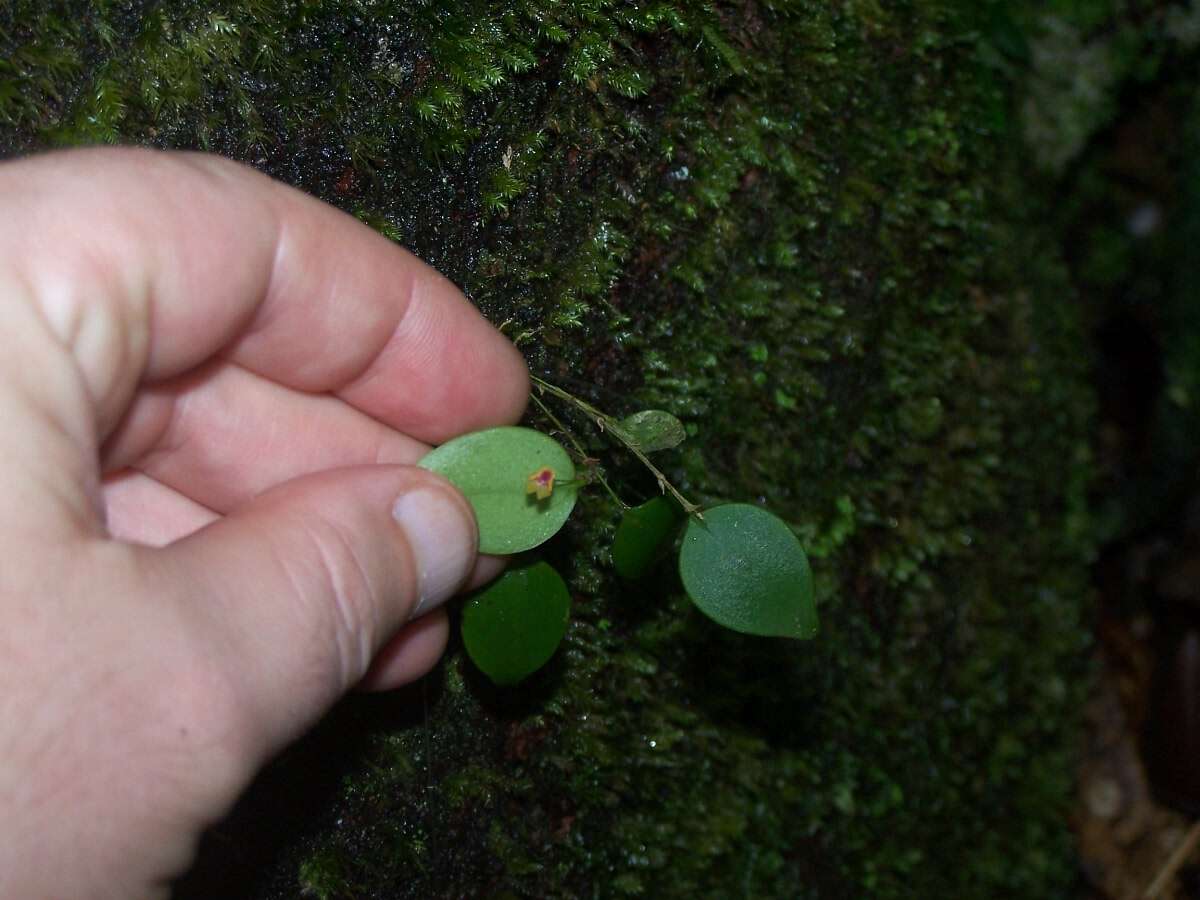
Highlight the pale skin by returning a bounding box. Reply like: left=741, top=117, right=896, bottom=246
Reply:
left=0, top=148, right=530, bottom=899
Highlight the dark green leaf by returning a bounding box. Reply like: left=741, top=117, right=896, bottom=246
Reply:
left=618, top=410, right=686, bottom=452
left=419, top=427, right=577, bottom=554
left=679, top=503, right=816, bottom=638
left=612, top=496, right=682, bottom=579
left=461, top=561, right=571, bottom=685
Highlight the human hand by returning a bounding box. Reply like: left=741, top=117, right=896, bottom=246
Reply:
left=0, top=148, right=528, bottom=898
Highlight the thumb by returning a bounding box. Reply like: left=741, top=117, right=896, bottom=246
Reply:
left=154, top=465, right=476, bottom=756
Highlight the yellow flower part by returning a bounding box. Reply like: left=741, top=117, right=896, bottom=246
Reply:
left=525, top=466, right=556, bottom=500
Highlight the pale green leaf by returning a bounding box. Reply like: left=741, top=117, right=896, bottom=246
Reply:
left=419, top=427, right=576, bottom=554
left=618, top=410, right=686, bottom=452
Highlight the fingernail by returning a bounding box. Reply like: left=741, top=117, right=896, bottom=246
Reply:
left=392, top=488, right=476, bottom=618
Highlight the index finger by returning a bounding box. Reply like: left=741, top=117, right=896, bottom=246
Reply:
left=0, top=148, right=528, bottom=443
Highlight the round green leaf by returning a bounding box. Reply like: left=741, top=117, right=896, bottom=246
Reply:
left=618, top=410, right=686, bottom=452
left=612, top=496, right=682, bottom=579
left=461, top=561, right=571, bottom=686
left=418, top=427, right=577, bottom=554
left=679, top=503, right=816, bottom=639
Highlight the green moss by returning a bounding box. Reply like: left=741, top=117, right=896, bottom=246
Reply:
left=1, top=1, right=1108, bottom=897
left=297, top=850, right=349, bottom=900
left=1018, top=1, right=1200, bottom=173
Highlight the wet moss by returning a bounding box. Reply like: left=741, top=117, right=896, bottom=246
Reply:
left=1, top=1, right=1112, bottom=897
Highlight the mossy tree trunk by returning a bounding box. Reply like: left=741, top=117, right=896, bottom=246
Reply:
left=1, top=2, right=1118, bottom=897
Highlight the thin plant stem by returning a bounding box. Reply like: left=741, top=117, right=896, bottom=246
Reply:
left=1144, top=819, right=1200, bottom=899
left=531, top=374, right=702, bottom=518
left=529, top=390, right=588, bottom=459
left=530, top=390, right=627, bottom=510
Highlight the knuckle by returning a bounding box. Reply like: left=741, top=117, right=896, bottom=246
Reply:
left=290, top=514, right=389, bottom=689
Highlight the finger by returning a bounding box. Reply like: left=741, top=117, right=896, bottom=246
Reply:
left=465, top=554, right=508, bottom=590
left=359, top=555, right=506, bottom=691
left=102, top=361, right=430, bottom=511
left=101, top=469, right=509, bottom=592
left=157, top=465, right=475, bottom=757
left=358, top=610, right=450, bottom=691
left=102, top=470, right=218, bottom=546
left=0, top=148, right=528, bottom=448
